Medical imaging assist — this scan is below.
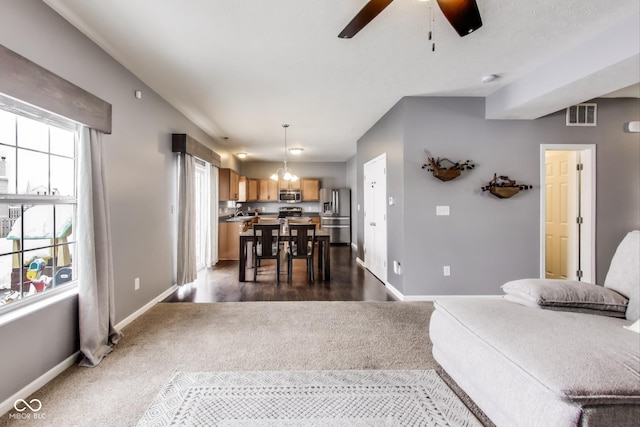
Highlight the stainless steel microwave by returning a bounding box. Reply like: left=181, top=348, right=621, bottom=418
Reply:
left=278, top=189, right=301, bottom=203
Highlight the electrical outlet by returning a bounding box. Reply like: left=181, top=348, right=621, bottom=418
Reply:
left=393, top=261, right=402, bottom=275
left=134, top=277, right=140, bottom=290
left=436, top=206, right=450, bottom=216
left=443, top=266, right=451, bottom=276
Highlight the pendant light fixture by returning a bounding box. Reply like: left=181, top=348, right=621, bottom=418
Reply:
left=270, top=124, right=299, bottom=182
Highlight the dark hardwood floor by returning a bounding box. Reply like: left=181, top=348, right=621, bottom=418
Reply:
left=163, top=245, right=396, bottom=302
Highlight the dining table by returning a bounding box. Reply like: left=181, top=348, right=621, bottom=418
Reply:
left=238, top=227, right=331, bottom=282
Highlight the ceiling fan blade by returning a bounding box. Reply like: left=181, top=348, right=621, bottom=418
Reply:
left=436, top=0, right=482, bottom=37
left=338, top=0, right=394, bottom=39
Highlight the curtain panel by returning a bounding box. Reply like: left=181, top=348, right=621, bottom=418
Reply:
left=77, top=127, right=122, bottom=367
left=177, top=153, right=197, bottom=285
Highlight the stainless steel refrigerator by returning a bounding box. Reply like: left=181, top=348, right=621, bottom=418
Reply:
left=319, top=188, right=351, bottom=244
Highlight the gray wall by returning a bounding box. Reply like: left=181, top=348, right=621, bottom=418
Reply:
left=357, top=96, right=640, bottom=297
left=356, top=100, right=406, bottom=293
left=0, top=0, right=234, bottom=404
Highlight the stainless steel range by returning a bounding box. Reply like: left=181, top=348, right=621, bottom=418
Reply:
left=278, top=206, right=303, bottom=218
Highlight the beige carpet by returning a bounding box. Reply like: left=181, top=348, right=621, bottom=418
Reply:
left=1, top=301, right=435, bottom=427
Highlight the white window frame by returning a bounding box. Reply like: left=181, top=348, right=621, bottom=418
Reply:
left=0, top=104, right=79, bottom=317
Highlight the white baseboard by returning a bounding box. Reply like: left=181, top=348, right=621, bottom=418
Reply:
left=355, top=258, right=502, bottom=301
left=0, top=351, right=80, bottom=417
left=115, top=284, right=178, bottom=331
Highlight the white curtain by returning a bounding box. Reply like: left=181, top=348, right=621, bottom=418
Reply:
left=208, top=165, right=219, bottom=267
left=177, top=153, right=197, bottom=285
left=77, top=127, right=122, bottom=367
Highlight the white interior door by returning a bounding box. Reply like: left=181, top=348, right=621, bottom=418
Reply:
left=364, top=154, right=387, bottom=282
left=540, top=145, right=596, bottom=282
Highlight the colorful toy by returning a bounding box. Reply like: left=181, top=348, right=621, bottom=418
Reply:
left=24, top=258, right=52, bottom=292
left=26, top=258, right=47, bottom=281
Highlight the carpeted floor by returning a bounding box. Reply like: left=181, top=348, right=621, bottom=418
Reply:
left=1, top=301, right=436, bottom=427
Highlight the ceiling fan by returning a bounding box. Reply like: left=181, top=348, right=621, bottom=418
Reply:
left=338, top=0, right=482, bottom=39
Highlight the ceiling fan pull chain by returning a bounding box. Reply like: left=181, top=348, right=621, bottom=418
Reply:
left=429, top=2, right=435, bottom=51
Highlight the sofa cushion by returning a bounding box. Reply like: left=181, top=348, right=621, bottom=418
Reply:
left=502, top=278, right=628, bottom=318
left=431, top=298, right=640, bottom=426
left=604, top=230, right=640, bottom=321
left=433, top=298, right=640, bottom=405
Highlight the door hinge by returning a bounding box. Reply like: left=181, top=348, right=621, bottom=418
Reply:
left=576, top=270, right=583, bottom=279
left=576, top=163, right=584, bottom=171
left=576, top=216, right=583, bottom=224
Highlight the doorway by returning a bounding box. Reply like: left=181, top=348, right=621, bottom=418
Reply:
left=540, top=145, right=596, bottom=282
left=363, top=153, right=387, bottom=283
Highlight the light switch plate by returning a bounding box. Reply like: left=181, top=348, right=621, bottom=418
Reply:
left=436, top=206, right=450, bottom=216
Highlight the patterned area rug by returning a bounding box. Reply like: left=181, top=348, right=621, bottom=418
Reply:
left=137, top=370, right=481, bottom=426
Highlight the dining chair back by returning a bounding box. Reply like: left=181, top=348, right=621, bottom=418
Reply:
left=252, top=223, right=281, bottom=282
left=287, top=223, right=316, bottom=282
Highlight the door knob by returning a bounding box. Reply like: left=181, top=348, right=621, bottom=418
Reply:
left=369, top=222, right=376, bottom=226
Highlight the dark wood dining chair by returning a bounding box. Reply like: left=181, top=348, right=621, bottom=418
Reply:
left=252, top=223, right=281, bottom=282
left=287, top=223, right=316, bottom=283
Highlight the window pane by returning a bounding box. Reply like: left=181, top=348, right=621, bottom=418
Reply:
left=0, top=202, right=20, bottom=255
left=0, top=110, right=16, bottom=146
left=50, top=127, right=74, bottom=157
left=53, top=242, right=74, bottom=286
left=0, top=147, right=16, bottom=194
left=51, top=156, right=75, bottom=196
left=17, top=116, right=48, bottom=152
left=22, top=249, right=54, bottom=295
left=17, top=148, right=49, bottom=194
left=16, top=205, right=54, bottom=252
left=54, top=204, right=74, bottom=241
left=0, top=253, right=20, bottom=305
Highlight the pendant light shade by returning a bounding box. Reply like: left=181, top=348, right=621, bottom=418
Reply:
left=271, top=124, right=298, bottom=181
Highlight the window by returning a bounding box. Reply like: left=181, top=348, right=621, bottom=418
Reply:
left=0, top=108, right=77, bottom=309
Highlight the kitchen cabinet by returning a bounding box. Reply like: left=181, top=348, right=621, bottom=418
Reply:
left=258, top=179, right=278, bottom=201
left=220, top=168, right=240, bottom=201
left=279, top=178, right=300, bottom=191
left=300, top=178, right=320, bottom=201
left=239, top=177, right=258, bottom=202
left=218, top=220, right=251, bottom=260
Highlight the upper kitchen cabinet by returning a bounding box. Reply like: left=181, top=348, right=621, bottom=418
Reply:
left=300, top=178, right=320, bottom=201
left=279, top=178, right=301, bottom=191
left=220, top=168, right=240, bottom=201
left=239, top=177, right=258, bottom=202
left=258, top=179, right=278, bottom=201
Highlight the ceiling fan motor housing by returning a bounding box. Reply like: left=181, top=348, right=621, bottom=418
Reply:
left=436, top=0, right=483, bottom=37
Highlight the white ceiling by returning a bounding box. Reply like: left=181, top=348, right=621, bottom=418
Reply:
left=43, top=0, right=640, bottom=162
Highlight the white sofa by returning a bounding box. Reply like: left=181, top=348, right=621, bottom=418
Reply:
left=430, top=231, right=640, bottom=426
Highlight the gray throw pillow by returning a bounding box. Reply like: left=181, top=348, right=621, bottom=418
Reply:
left=604, top=231, right=640, bottom=321
left=502, top=278, right=628, bottom=318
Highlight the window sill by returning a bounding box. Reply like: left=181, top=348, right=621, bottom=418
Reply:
left=0, top=282, right=79, bottom=328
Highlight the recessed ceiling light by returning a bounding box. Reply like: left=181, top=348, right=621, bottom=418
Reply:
left=236, top=152, right=247, bottom=159
left=288, top=148, right=304, bottom=155
left=482, top=74, right=500, bottom=83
